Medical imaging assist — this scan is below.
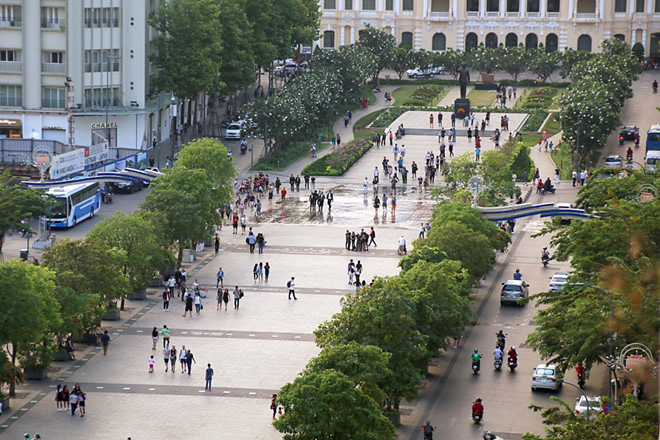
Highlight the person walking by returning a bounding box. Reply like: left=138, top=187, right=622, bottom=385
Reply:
left=163, top=346, right=171, bottom=372
left=271, top=394, right=278, bottom=419
left=162, top=288, right=170, bottom=311
left=216, top=267, right=224, bottom=288
left=179, top=346, right=188, bottom=374
left=151, top=327, right=158, bottom=350
left=148, top=355, right=155, bottom=373
left=100, top=330, right=110, bottom=355
left=256, top=233, right=265, bottom=254
left=55, top=385, right=64, bottom=411
left=233, top=286, right=242, bottom=309
left=368, top=227, right=377, bottom=247
left=287, top=277, right=297, bottom=300
left=264, top=262, right=270, bottom=282
left=169, top=345, right=177, bottom=373
left=223, top=288, right=230, bottom=310
left=205, top=363, right=214, bottom=391
left=183, top=292, right=193, bottom=318
left=162, top=325, right=171, bottom=348
left=214, top=233, right=220, bottom=254
left=186, top=350, right=196, bottom=375
left=194, top=292, right=202, bottom=314
left=77, top=391, right=86, bottom=417
left=69, top=390, right=79, bottom=416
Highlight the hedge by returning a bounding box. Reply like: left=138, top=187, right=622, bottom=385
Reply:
left=302, top=130, right=374, bottom=176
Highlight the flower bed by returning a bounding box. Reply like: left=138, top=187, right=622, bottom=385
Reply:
left=302, top=131, right=373, bottom=176
left=372, top=107, right=407, bottom=128
left=402, top=85, right=444, bottom=107
left=520, top=109, right=549, bottom=132
left=519, top=87, right=557, bottom=109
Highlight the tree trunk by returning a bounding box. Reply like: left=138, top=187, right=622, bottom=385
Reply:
left=177, top=243, right=184, bottom=267
left=9, top=344, right=16, bottom=396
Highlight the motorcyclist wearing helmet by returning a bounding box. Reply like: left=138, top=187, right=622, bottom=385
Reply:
left=627, top=146, right=633, bottom=159
left=493, top=346, right=503, bottom=361
left=653, top=79, right=658, bottom=92
left=471, top=349, right=482, bottom=369
left=422, top=420, right=435, bottom=439
left=496, top=330, right=506, bottom=349
left=542, top=247, right=550, bottom=259
left=508, top=346, right=517, bottom=361
left=513, top=269, right=522, bottom=280
left=543, top=177, right=553, bottom=192
left=472, top=398, right=484, bottom=416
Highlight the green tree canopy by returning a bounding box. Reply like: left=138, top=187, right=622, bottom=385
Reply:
left=274, top=370, right=396, bottom=440
left=500, top=45, right=531, bottom=81
left=529, top=49, right=560, bottom=82
left=357, top=24, right=396, bottom=82
left=0, top=171, right=51, bottom=237
left=388, top=45, right=416, bottom=79
left=217, top=0, right=255, bottom=96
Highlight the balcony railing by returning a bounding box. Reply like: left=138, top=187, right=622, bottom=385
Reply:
left=0, top=98, right=23, bottom=107
left=506, top=11, right=519, bottom=17
left=430, top=11, right=450, bottom=18
left=41, top=19, right=65, bottom=29
left=527, top=11, right=539, bottom=17
left=575, top=12, right=596, bottom=18
left=547, top=11, right=559, bottom=17
left=486, top=11, right=499, bottom=16
left=42, top=99, right=65, bottom=109
left=0, top=61, right=22, bottom=73
left=0, top=19, right=21, bottom=28
left=42, top=63, right=66, bottom=74
left=466, top=11, right=479, bottom=16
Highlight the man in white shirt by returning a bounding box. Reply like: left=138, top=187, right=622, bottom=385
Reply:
left=288, top=277, right=297, bottom=300
left=398, top=236, right=406, bottom=255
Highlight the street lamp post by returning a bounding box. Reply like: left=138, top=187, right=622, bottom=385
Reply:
left=571, top=282, right=615, bottom=400
left=574, top=117, right=581, bottom=170
left=558, top=379, right=593, bottom=424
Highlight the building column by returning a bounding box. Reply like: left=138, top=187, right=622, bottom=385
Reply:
left=628, top=0, right=634, bottom=16
left=500, top=0, right=506, bottom=17
left=642, top=29, right=647, bottom=54
left=599, top=0, right=604, bottom=18
left=340, top=26, right=345, bottom=46
left=521, top=0, right=527, bottom=17
left=540, top=0, right=546, bottom=17
left=453, top=0, right=458, bottom=17
left=631, top=29, right=637, bottom=45
left=350, top=25, right=355, bottom=44
left=480, top=0, right=486, bottom=16
left=23, top=0, right=41, bottom=109
left=423, top=0, right=428, bottom=17
left=567, top=0, right=573, bottom=18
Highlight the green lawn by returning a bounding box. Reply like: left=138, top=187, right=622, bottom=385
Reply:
left=542, top=112, right=562, bottom=136
left=467, top=90, right=496, bottom=107
left=512, top=89, right=529, bottom=109
left=391, top=87, right=417, bottom=105
left=250, top=139, right=330, bottom=171
left=547, top=90, right=566, bottom=110
left=431, top=87, right=449, bottom=106
left=550, top=142, right=574, bottom=179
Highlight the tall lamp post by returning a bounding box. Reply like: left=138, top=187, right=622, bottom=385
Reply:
left=558, top=379, right=593, bottom=424
left=570, top=282, right=615, bottom=400
left=104, top=54, right=121, bottom=144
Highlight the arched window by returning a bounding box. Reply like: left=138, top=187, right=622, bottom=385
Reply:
left=545, top=33, right=558, bottom=52
left=465, top=33, right=478, bottom=52
left=526, top=33, right=538, bottom=49
left=401, top=32, right=413, bottom=48
left=577, top=35, right=592, bottom=52
left=485, top=33, right=498, bottom=48
left=505, top=33, right=518, bottom=47
left=432, top=33, right=446, bottom=51
left=613, top=34, right=625, bottom=41
left=323, top=31, right=335, bottom=49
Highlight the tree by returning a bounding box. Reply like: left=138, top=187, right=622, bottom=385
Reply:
left=469, top=45, right=501, bottom=76
left=430, top=201, right=506, bottom=250
left=289, top=0, right=321, bottom=58
left=43, top=238, right=130, bottom=308
left=88, top=212, right=175, bottom=309
left=529, top=49, right=559, bottom=83
left=388, top=45, right=416, bottom=79
left=0, top=260, right=60, bottom=395
left=557, top=48, right=592, bottom=79
left=439, top=47, right=468, bottom=80
left=245, top=0, right=293, bottom=69
left=141, top=167, right=219, bottom=265
left=173, top=137, right=236, bottom=206
left=500, top=46, right=531, bottom=81
left=0, top=171, right=51, bottom=243
left=304, top=342, right=392, bottom=404
left=216, top=0, right=255, bottom=96
left=357, top=24, right=396, bottom=82
left=315, top=279, right=428, bottom=411
left=274, top=370, right=396, bottom=440
left=149, top=0, right=224, bottom=99
left=523, top=394, right=658, bottom=440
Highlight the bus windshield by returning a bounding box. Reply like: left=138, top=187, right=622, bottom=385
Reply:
left=49, top=197, right=68, bottom=218
left=646, top=126, right=660, bottom=151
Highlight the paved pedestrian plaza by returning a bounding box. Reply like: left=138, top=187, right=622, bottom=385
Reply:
left=1, top=97, right=532, bottom=439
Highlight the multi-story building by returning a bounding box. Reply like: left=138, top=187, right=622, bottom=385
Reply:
left=319, top=0, right=659, bottom=57
left=0, top=0, right=173, bottom=150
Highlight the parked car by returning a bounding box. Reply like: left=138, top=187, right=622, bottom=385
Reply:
left=110, top=180, right=142, bottom=194
left=574, top=396, right=603, bottom=416
left=619, top=125, right=639, bottom=141
left=549, top=272, right=569, bottom=292
left=531, top=364, right=563, bottom=391
left=406, top=65, right=443, bottom=79
left=500, top=279, right=529, bottom=305
left=604, top=155, right=623, bottom=168
left=224, top=121, right=244, bottom=140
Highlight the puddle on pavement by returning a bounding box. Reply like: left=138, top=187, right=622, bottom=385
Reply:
left=253, top=184, right=433, bottom=225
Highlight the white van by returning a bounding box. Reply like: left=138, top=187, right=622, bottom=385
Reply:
left=645, top=150, right=660, bottom=173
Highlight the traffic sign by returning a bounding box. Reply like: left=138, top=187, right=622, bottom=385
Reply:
left=602, top=402, right=614, bottom=414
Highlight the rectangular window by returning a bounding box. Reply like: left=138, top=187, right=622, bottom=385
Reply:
left=487, top=0, right=499, bottom=10
left=42, top=51, right=64, bottom=64
left=345, top=0, right=352, bottom=10
left=84, top=87, right=120, bottom=109
left=507, top=0, right=519, bottom=11
left=547, top=0, right=560, bottom=12
left=0, top=50, right=20, bottom=62
left=614, top=0, right=626, bottom=11
left=402, top=0, right=414, bottom=10
left=323, top=31, right=335, bottom=48
left=635, top=0, right=644, bottom=11
left=467, top=0, right=480, bottom=11
left=92, top=127, right=117, bottom=147
left=0, top=85, right=22, bottom=106
left=324, top=0, right=336, bottom=8
left=41, top=7, right=63, bottom=28
left=527, top=0, right=540, bottom=12
left=42, top=87, right=66, bottom=108
left=363, top=0, right=376, bottom=9
left=0, top=5, right=21, bottom=23
left=386, top=0, right=394, bottom=9
left=655, top=0, right=660, bottom=12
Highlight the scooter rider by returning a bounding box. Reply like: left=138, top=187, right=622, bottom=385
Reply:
left=471, top=349, right=482, bottom=369
left=493, top=346, right=503, bottom=365
left=653, top=79, right=658, bottom=92
left=496, top=330, right=506, bottom=349
left=542, top=247, right=550, bottom=260
left=422, top=420, right=435, bottom=439
left=508, top=346, right=517, bottom=361
left=513, top=269, right=522, bottom=280
left=472, top=398, right=484, bottom=417
left=543, top=177, right=554, bottom=193
left=627, top=146, right=633, bottom=160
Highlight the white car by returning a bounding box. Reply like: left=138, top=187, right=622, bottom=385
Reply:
left=224, top=121, right=244, bottom=140
left=532, top=364, right=563, bottom=391
left=574, top=396, right=603, bottom=416
left=604, top=155, right=623, bottom=168
left=549, top=272, right=569, bottom=292
left=406, top=66, right=443, bottom=79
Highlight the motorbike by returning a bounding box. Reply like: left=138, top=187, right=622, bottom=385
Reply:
left=635, top=137, right=640, bottom=148
left=472, top=409, right=483, bottom=423
left=101, top=189, right=113, bottom=204
left=542, top=255, right=549, bottom=267
left=619, top=135, right=624, bottom=145
left=240, top=140, right=248, bottom=154
left=472, top=361, right=480, bottom=374
left=508, top=356, right=517, bottom=372
left=496, top=333, right=506, bottom=350
left=494, top=357, right=502, bottom=370
left=653, top=82, right=658, bottom=93
left=627, top=154, right=633, bottom=164
left=577, top=371, right=585, bottom=389
left=540, top=185, right=556, bottom=195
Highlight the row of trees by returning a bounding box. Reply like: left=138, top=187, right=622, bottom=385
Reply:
left=273, top=203, right=506, bottom=438
left=0, top=138, right=235, bottom=397
left=557, top=39, right=641, bottom=170
left=149, top=0, right=320, bottom=99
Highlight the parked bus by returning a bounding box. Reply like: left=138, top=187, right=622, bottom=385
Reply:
left=645, top=150, right=660, bottom=173
left=46, top=182, right=100, bottom=227
left=646, top=124, right=660, bottom=152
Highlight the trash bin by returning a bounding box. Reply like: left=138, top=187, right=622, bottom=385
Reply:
left=19, top=249, right=28, bottom=260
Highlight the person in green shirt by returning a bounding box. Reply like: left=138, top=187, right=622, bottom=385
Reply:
left=471, top=349, right=482, bottom=370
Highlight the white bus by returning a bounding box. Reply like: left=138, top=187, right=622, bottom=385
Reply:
left=46, top=182, right=101, bottom=228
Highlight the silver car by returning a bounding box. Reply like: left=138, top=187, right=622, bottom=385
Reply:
left=574, top=396, right=603, bottom=416
left=500, top=280, right=529, bottom=305
left=531, top=364, right=563, bottom=391
left=604, top=155, right=623, bottom=168
left=549, top=272, right=569, bottom=292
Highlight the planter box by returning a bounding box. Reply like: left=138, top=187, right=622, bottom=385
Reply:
left=102, top=309, right=121, bottom=321
left=149, top=276, right=163, bottom=287
left=0, top=396, right=9, bottom=412
left=384, top=410, right=401, bottom=426
left=203, top=238, right=213, bottom=247
left=24, top=367, right=48, bottom=380
left=128, top=289, right=147, bottom=300
left=475, top=83, right=498, bottom=90
left=183, top=249, right=196, bottom=263
left=53, top=349, right=69, bottom=362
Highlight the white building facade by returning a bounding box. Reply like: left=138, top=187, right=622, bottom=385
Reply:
left=0, top=0, right=173, bottom=150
